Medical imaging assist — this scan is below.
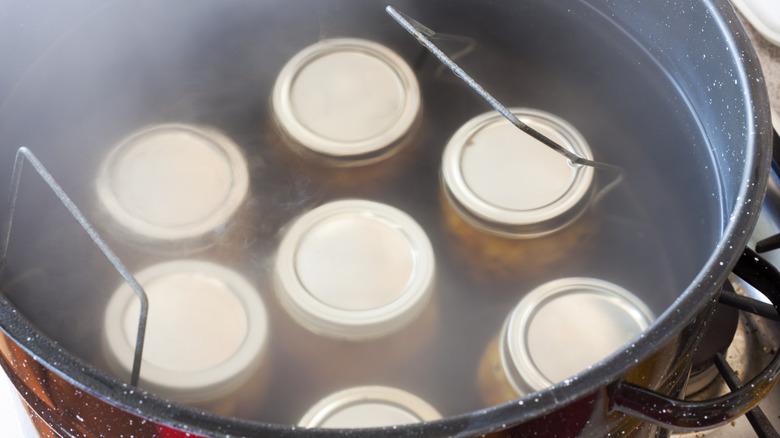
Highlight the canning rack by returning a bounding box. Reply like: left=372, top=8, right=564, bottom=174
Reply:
left=0, top=147, right=148, bottom=388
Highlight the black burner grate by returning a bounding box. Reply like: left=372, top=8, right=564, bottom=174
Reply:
left=725, top=241, right=780, bottom=438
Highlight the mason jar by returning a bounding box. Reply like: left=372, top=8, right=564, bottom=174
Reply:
left=102, top=260, right=270, bottom=413
left=477, top=277, right=654, bottom=406
left=95, top=123, right=252, bottom=254
left=269, top=38, right=421, bottom=193
left=298, top=386, right=441, bottom=428
left=272, top=199, right=437, bottom=388
left=440, top=108, right=598, bottom=282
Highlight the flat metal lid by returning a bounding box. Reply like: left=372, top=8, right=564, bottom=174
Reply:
left=501, top=278, right=654, bottom=394
left=103, top=260, right=268, bottom=402
left=442, top=108, right=594, bottom=236
left=298, top=386, right=441, bottom=428
left=272, top=38, right=420, bottom=160
left=96, top=124, right=249, bottom=241
left=274, top=199, right=435, bottom=340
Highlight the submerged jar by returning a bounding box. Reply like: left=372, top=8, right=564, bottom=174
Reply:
left=272, top=199, right=437, bottom=388
left=477, top=277, right=654, bottom=406
left=95, top=124, right=252, bottom=254
left=441, top=108, right=597, bottom=282
left=269, top=38, right=421, bottom=192
left=298, top=386, right=441, bottom=428
left=102, top=260, right=270, bottom=413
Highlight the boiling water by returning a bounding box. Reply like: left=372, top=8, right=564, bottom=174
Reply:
left=0, top=0, right=724, bottom=424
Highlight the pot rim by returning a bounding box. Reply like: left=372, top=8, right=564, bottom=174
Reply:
left=0, top=0, right=773, bottom=436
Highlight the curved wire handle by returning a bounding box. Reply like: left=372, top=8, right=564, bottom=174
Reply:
left=0, top=147, right=148, bottom=387
left=386, top=6, right=624, bottom=203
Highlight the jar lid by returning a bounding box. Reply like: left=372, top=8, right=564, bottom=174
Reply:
left=442, top=108, right=594, bottom=236
left=271, top=38, right=420, bottom=162
left=298, top=386, right=441, bottom=428
left=274, top=199, right=435, bottom=340
left=103, top=260, right=268, bottom=402
left=501, top=277, right=654, bottom=394
left=96, top=124, right=249, bottom=241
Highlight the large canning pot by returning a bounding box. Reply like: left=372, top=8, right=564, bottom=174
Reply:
left=0, top=0, right=776, bottom=437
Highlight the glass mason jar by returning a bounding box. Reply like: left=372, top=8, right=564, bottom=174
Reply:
left=440, top=108, right=598, bottom=282
left=298, top=386, right=441, bottom=429
left=477, top=277, right=654, bottom=406
left=272, top=199, right=437, bottom=390
left=269, top=38, right=421, bottom=193
left=102, top=260, right=270, bottom=414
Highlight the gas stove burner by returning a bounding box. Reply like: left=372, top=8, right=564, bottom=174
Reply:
left=690, top=271, right=780, bottom=437
left=685, top=296, right=740, bottom=395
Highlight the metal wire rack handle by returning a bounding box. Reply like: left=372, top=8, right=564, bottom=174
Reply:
left=0, top=147, right=147, bottom=387
left=386, top=5, right=624, bottom=206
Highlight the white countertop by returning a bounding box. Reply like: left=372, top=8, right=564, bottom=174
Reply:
left=0, top=368, right=37, bottom=437
left=736, top=2, right=780, bottom=111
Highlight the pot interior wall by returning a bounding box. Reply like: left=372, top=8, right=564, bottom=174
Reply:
left=0, top=0, right=738, bottom=425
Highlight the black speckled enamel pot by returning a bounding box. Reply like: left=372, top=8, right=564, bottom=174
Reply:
left=0, top=0, right=776, bottom=437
